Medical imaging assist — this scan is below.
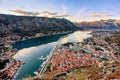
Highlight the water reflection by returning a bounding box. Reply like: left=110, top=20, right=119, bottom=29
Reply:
left=14, top=42, right=56, bottom=60
left=13, top=31, right=91, bottom=79
left=60, top=31, right=91, bottom=43
left=13, top=42, right=56, bottom=79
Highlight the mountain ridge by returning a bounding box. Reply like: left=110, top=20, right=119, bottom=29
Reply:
left=0, top=14, right=78, bottom=36
left=75, top=19, right=120, bottom=30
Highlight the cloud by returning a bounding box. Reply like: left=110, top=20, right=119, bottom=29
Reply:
left=10, top=9, right=58, bottom=17
left=10, top=9, right=39, bottom=16
left=54, top=14, right=70, bottom=18
left=9, top=9, right=70, bottom=18
left=40, top=11, right=57, bottom=15
left=88, top=13, right=113, bottom=17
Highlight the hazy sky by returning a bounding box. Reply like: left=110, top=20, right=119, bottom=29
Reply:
left=0, top=0, right=120, bottom=22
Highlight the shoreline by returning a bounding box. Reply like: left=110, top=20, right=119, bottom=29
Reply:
left=35, top=31, right=120, bottom=79
left=32, top=31, right=92, bottom=79
left=35, top=32, right=74, bottom=78
left=12, top=61, right=24, bottom=80
left=12, top=31, right=74, bottom=45
left=39, top=43, right=58, bottom=75
left=2, top=30, right=93, bottom=80
left=12, top=31, right=74, bottom=79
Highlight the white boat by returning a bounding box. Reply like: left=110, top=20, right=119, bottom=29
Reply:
left=34, top=71, right=38, bottom=75
left=37, top=56, right=43, bottom=60
left=40, top=61, right=46, bottom=67
left=37, top=56, right=47, bottom=60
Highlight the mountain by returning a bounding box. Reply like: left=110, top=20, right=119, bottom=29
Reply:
left=75, top=19, right=120, bottom=30
left=0, top=14, right=78, bottom=36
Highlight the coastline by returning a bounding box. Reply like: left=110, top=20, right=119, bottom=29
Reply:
left=12, top=31, right=74, bottom=45
left=0, top=31, right=74, bottom=79
left=30, top=31, right=92, bottom=79
left=12, top=61, right=24, bottom=80
left=38, top=38, right=64, bottom=76
left=39, top=44, right=57, bottom=74
left=33, top=32, right=70, bottom=79
left=12, top=31, right=74, bottom=79
left=33, top=31, right=120, bottom=80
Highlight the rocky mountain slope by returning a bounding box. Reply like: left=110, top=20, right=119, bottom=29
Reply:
left=0, top=14, right=78, bottom=36
left=76, top=19, right=120, bottom=30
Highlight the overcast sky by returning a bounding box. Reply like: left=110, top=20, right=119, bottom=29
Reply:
left=0, top=0, right=120, bottom=22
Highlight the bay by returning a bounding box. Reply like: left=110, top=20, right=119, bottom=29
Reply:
left=13, top=31, right=91, bottom=79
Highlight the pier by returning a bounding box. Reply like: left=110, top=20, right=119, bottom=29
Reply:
left=12, top=62, right=24, bottom=80
left=37, top=42, right=59, bottom=78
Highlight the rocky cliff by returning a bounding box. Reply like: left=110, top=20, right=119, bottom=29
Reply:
left=0, top=14, right=78, bottom=36
left=76, top=19, right=120, bottom=30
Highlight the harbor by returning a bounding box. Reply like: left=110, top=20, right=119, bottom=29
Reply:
left=13, top=32, right=69, bottom=79
left=38, top=33, right=68, bottom=75
left=13, top=31, right=91, bottom=79
left=39, top=43, right=58, bottom=75
left=12, top=62, right=24, bottom=80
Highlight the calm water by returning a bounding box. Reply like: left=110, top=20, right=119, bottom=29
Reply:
left=13, top=31, right=91, bottom=79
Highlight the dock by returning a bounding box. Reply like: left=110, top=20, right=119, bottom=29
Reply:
left=37, top=42, right=59, bottom=78
left=12, top=63, right=24, bottom=80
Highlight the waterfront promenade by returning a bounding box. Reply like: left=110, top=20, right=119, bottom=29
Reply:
left=38, top=33, right=68, bottom=76
left=12, top=64, right=23, bottom=80
left=37, top=36, right=64, bottom=78
left=38, top=43, right=58, bottom=77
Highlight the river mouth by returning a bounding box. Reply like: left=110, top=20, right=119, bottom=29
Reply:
left=13, top=31, right=91, bottom=79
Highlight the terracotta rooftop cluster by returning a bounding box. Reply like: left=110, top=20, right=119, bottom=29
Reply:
left=50, top=49, right=102, bottom=73
left=0, top=61, right=23, bottom=79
